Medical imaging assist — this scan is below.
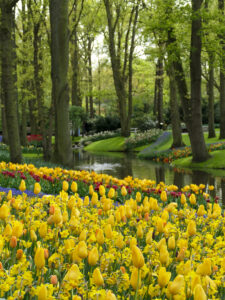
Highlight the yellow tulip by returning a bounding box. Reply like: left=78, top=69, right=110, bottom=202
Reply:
left=132, top=246, right=145, bottom=268
left=7, top=190, right=12, bottom=200
left=189, top=194, right=196, bottom=205
left=88, top=247, right=99, bottom=266
left=72, top=296, right=81, bottom=300
left=99, top=185, right=105, bottom=196
left=168, top=275, right=185, bottom=295
left=160, top=190, right=167, bottom=202
left=12, top=221, right=23, bottom=238
left=89, top=185, right=94, bottom=195
left=158, top=267, right=171, bottom=288
left=34, top=182, right=41, bottom=195
left=130, top=267, right=141, bottom=290
left=52, top=208, right=63, bottom=225
left=0, top=204, right=10, bottom=220
left=159, top=245, right=169, bottom=266
left=105, top=290, right=117, bottom=300
left=168, top=236, right=176, bottom=250
left=77, top=241, right=88, bottom=259
left=108, top=188, right=115, bottom=198
left=180, top=194, right=186, bottom=205
left=196, top=258, right=212, bottom=276
left=130, top=237, right=137, bottom=249
left=197, top=205, right=206, bottom=217
left=84, top=195, right=89, bottom=206
left=39, top=222, right=47, bottom=238
left=194, top=284, right=207, bottom=300
left=19, top=179, right=26, bottom=192
left=96, top=229, right=104, bottom=245
left=3, top=224, right=12, bottom=237
left=30, top=229, right=37, bottom=241
left=35, top=247, right=45, bottom=269
left=91, top=192, right=98, bottom=205
left=79, top=229, right=87, bottom=241
left=38, top=285, right=48, bottom=300
left=62, top=180, right=69, bottom=192
left=115, top=234, right=125, bottom=249
left=146, top=229, right=153, bottom=244
left=71, top=181, right=78, bottom=193
left=136, top=192, right=142, bottom=202
left=64, top=264, right=81, bottom=283
left=187, top=220, right=196, bottom=237
left=93, top=267, right=104, bottom=286
left=105, top=224, right=113, bottom=239
left=121, top=186, right=127, bottom=197
left=137, top=224, right=143, bottom=238
left=156, top=217, right=164, bottom=233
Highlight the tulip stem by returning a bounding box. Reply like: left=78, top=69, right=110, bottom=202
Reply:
left=134, top=269, right=140, bottom=300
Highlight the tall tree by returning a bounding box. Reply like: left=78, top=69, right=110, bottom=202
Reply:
left=165, top=0, right=209, bottom=162
left=103, top=0, right=141, bottom=137
left=50, top=0, right=73, bottom=166
left=218, top=0, right=225, bottom=139
left=0, top=0, right=22, bottom=163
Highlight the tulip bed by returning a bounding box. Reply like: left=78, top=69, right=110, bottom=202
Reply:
left=0, top=163, right=224, bottom=299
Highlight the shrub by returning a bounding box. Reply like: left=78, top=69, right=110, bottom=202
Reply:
left=125, top=129, right=162, bottom=150
left=80, top=130, right=121, bottom=145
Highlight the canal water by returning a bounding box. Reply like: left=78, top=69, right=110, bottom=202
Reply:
left=73, top=150, right=225, bottom=206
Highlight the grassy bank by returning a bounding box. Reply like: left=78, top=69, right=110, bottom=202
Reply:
left=84, top=136, right=126, bottom=152
left=172, top=150, right=225, bottom=169
left=84, top=136, right=153, bottom=152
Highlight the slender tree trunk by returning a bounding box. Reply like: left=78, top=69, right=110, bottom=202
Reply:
left=168, top=65, right=183, bottom=148
left=0, top=85, right=8, bottom=144
left=157, top=58, right=164, bottom=128
left=153, top=65, right=158, bottom=117
left=1, top=1, right=22, bottom=163
left=20, top=0, right=27, bottom=146
left=218, top=0, right=225, bottom=139
left=85, top=95, right=89, bottom=113
left=98, top=57, right=101, bottom=116
left=88, top=36, right=94, bottom=118
left=71, top=31, right=82, bottom=106
left=189, top=0, right=209, bottom=162
left=207, top=53, right=216, bottom=138
left=50, top=0, right=73, bottom=167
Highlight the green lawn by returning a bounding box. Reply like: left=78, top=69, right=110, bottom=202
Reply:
left=23, top=153, right=43, bottom=158
left=84, top=137, right=125, bottom=152
left=155, top=130, right=225, bottom=152
left=133, top=144, right=152, bottom=152
left=172, top=150, right=225, bottom=169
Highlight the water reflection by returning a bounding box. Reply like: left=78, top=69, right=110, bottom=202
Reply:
left=73, top=150, right=225, bottom=205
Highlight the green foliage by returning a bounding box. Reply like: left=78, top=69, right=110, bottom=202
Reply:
left=69, top=106, right=86, bottom=136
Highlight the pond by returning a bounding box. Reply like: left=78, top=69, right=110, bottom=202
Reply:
left=73, top=149, right=225, bottom=207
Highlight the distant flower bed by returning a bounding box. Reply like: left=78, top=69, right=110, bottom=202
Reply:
left=125, top=129, right=162, bottom=150
left=80, top=130, right=121, bottom=145
left=153, top=142, right=225, bottom=163
left=0, top=163, right=224, bottom=299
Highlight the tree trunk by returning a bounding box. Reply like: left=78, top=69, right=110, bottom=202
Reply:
left=88, top=36, right=94, bottom=118
left=0, top=86, right=8, bottom=144
left=20, top=0, right=27, bottom=146
left=0, top=1, right=22, bottom=163
left=71, top=31, right=82, bottom=107
left=218, top=0, right=225, bottom=139
left=189, top=0, right=209, bottom=162
left=207, top=53, right=216, bottom=138
left=156, top=58, right=164, bottom=128
left=153, top=66, right=158, bottom=116
left=168, top=65, right=183, bottom=148
left=85, top=95, right=89, bottom=113
left=50, top=0, right=73, bottom=167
